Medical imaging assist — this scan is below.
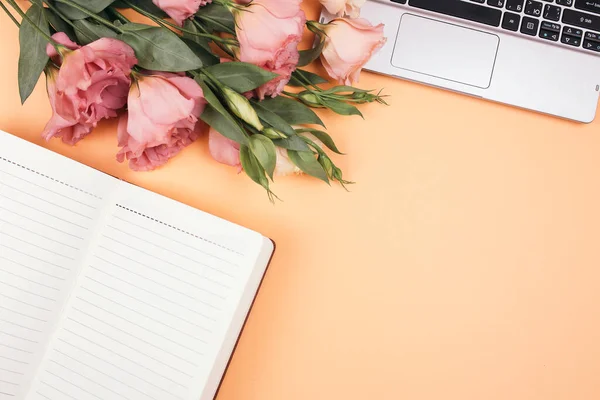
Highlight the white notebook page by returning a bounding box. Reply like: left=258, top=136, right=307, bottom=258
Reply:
left=27, top=183, right=267, bottom=400
left=0, top=133, right=117, bottom=399
left=0, top=131, right=273, bottom=400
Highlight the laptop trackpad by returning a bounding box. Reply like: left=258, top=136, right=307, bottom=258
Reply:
left=391, top=14, right=499, bottom=89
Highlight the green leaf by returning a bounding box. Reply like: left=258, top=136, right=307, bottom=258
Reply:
left=249, top=135, right=277, bottom=179
left=55, top=0, right=117, bottom=20
left=272, top=135, right=310, bottom=152
left=201, top=106, right=249, bottom=145
left=288, top=69, right=328, bottom=87
left=73, top=19, right=118, bottom=45
left=258, top=96, right=324, bottom=127
left=196, top=78, right=229, bottom=116
left=240, top=145, right=278, bottom=203
left=321, top=98, right=363, bottom=118
left=296, top=128, right=343, bottom=155
left=118, top=23, right=203, bottom=71
left=298, top=37, right=325, bottom=67
left=183, top=20, right=211, bottom=50
left=287, top=150, right=329, bottom=183
left=204, top=62, right=278, bottom=93
left=322, top=85, right=370, bottom=94
left=44, top=8, right=76, bottom=41
left=18, top=4, right=50, bottom=104
left=197, top=3, right=235, bottom=32
left=182, top=38, right=219, bottom=67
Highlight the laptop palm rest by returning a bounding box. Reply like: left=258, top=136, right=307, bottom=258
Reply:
left=391, top=14, right=500, bottom=89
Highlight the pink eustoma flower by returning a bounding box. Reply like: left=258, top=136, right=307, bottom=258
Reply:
left=152, top=0, right=211, bottom=26
left=234, top=0, right=306, bottom=99
left=321, top=18, right=386, bottom=85
left=43, top=33, right=137, bottom=145
left=117, top=72, right=207, bottom=171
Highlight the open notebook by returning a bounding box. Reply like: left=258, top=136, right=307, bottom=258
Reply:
left=0, top=131, right=274, bottom=400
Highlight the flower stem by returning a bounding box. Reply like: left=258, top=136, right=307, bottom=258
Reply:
left=53, top=0, right=123, bottom=33
left=109, top=7, right=130, bottom=24
left=195, top=14, right=234, bottom=35
left=0, top=1, right=20, bottom=28
left=41, top=0, right=95, bottom=43
left=191, top=18, right=236, bottom=58
left=5, top=0, right=58, bottom=46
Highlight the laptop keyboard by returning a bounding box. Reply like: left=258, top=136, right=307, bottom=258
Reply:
left=390, top=0, right=600, bottom=53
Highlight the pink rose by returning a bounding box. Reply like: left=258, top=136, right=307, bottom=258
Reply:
left=209, top=128, right=301, bottom=176
left=117, top=72, right=206, bottom=171
left=321, top=18, right=386, bottom=85
left=42, top=33, right=137, bottom=145
left=152, top=0, right=211, bottom=26
left=234, top=0, right=305, bottom=99
left=319, top=0, right=366, bottom=18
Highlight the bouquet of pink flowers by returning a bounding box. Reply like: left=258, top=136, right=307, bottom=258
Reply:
left=1, top=0, right=386, bottom=200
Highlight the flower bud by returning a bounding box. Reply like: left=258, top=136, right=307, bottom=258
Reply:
left=263, top=127, right=287, bottom=139
left=298, top=92, right=324, bottom=108
left=222, top=87, right=264, bottom=131
left=319, top=155, right=334, bottom=177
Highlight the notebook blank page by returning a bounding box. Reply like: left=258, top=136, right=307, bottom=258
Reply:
left=27, top=182, right=267, bottom=400
left=0, top=133, right=117, bottom=400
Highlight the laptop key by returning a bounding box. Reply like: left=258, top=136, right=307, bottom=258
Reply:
left=502, top=12, right=521, bottom=30
left=544, top=4, right=562, bottom=20
left=506, top=0, right=525, bottom=11
left=525, top=0, right=543, bottom=17
left=521, top=16, right=540, bottom=34
left=556, top=0, right=573, bottom=5
left=562, top=8, right=600, bottom=31
left=487, top=0, right=505, bottom=7
left=539, top=21, right=561, bottom=40
left=407, top=0, right=502, bottom=27
left=575, top=0, right=600, bottom=14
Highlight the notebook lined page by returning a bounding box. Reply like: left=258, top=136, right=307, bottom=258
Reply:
left=28, top=183, right=267, bottom=400
left=0, top=133, right=117, bottom=400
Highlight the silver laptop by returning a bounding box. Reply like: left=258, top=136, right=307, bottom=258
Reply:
left=321, top=0, right=600, bottom=123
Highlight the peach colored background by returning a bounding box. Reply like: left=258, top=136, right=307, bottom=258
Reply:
left=1, top=1, right=600, bottom=399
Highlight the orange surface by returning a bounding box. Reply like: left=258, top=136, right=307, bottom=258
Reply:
left=2, top=2, right=600, bottom=399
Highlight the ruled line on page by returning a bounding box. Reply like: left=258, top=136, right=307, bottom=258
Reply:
left=113, top=215, right=240, bottom=266
left=0, top=157, right=102, bottom=200
left=0, top=318, right=43, bottom=333
left=0, top=368, right=23, bottom=376
left=94, top=255, right=222, bottom=309
left=69, top=308, right=201, bottom=367
left=0, top=232, right=75, bottom=261
left=105, top=225, right=233, bottom=290
left=84, top=275, right=212, bottom=331
left=0, top=245, right=69, bottom=271
left=79, top=286, right=208, bottom=342
left=0, top=380, right=17, bottom=386
left=0, top=182, right=94, bottom=220
left=0, top=169, right=97, bottom=209
left=0, top=206, right=85, bottom=240
left=0, top=343, right=32, bottom=354
left=0, top=267, right=61, bottom=290
left=67, top=318, right=196, bottom=376
left=57, top=341, right=185, bottom=399
left=60, top=330, right=189, bottom=389
left=0, top=195, right=88, bottom=230
left=0, top=218, right=79, bottom=250
left=98, top=242, right=227, bottom=299
left=0, top=355, right=28, bottom=364
left=39, top=380, right=77, bottom=400
left=76, top=295, right=207, bottom=351
left=0, top=392, right=15, bottom=397
left=0, top=330, right=39, bottom=344
left=49, top=361, right=130, bottom=400
left=115, top=204, right=244, bottom=256
left=53, top=349, right=165, bottom=400
left=0, top=293, right=53, bottom=312
left=0, top=282, right=56, bottom=302
left=101, top=235, right=234, bottom=280
left=0, top=306, right=48, bottom=323
left=88, top=266, right=216, bottom=323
